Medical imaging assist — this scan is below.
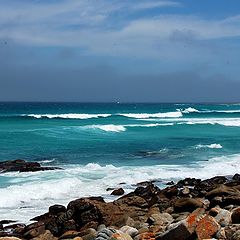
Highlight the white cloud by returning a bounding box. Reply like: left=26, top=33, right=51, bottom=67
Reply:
left=0, top=0, right=240, bottom=60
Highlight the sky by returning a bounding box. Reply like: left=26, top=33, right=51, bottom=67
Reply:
left=0, top=0, right=240, bottom=102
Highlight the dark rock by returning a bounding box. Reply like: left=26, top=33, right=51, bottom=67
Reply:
left=0, top=220, right=17, bottom=225
left=156, top=222, right=193, bottom=240
left=176, top=178, right=201, bottom=188
left=0, top=159, right=62, bottom=173
left=165, top=181, right=174, bottom=186
left=3, top=223, right=26, bottom=235
left=195, top=176, right=228, bottom=193
left=161, top=186, right=178, bottom=199
left=231, top=207, right=240, bottom=224
left=110, top=188, right=124, bottom=196
left=233, top=173, right=240, bottom=181
left=49, top=204, right=66, bottom=215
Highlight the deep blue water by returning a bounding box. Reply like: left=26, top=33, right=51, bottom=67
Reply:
left=1, top=102, right=240, bottom=221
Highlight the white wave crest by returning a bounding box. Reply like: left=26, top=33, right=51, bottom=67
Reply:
left=195, top=144, right=223, bottom=149
left=26, top=114, right=111, bottom=119
left=119, top=112, right=182, bottom=119
left=181, top=107, right=199, bottom=113
left=88, top=124, right=126, bottom=132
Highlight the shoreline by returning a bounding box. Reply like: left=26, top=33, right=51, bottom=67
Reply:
left=1, top=170, right=240, bottom=239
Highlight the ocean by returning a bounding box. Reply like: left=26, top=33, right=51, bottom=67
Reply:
left=1, top=102, right=240, bottom=222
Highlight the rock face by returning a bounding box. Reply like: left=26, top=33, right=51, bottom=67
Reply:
left=1, top=174, right=240, bottom=239
left=0, top=159, right=62, bottom=173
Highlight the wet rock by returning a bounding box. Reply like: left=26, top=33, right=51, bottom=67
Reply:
left=176, top=178, right=201, bottom=188
left=231, top=207, right=240, bottom=224
left=0, top=159, right=62, bottom=173
left=195, top=176, right=228, bottom=192
left=134, top=183, right=160, bottom=205
left=174, top=198, right=203, bottom=212
left=49, top=205, right=66, bottom=215
left=233, top=173, right=240, bottom=181
left=161, top=186, right=178, bottom=199
left=165, top=181, right=174, bottom=186
left=195, top=215, right=220, bottom=240
left=110, top=188, right=124, bottom=196
left=0, top=221, right=16, bottom=225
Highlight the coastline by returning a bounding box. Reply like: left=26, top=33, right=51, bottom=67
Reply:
left=1, top=166, right=240, bottom=240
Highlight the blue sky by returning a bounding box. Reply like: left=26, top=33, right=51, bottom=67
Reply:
left=1, top=0, right=240, bottom=102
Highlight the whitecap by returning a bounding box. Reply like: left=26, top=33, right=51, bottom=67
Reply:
left=181, top=107, right=200, bottom=113
left=195, top=144, right=223, bottom=149
left=87, top=124, right=126, bottom=132
left=25, top=113, right=111, bottom=119
left=119, top=112, right=182, bottom=119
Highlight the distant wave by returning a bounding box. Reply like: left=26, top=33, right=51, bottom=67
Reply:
left=181, top=108, right=240, bottom=114
left=181, top=107, right=200, bottom=113
left=25, top=113, right=111, bottom=119
left=119, top=111, right=182, bottom=119
left=195, top=144, right=223, bottom=149
left=86, top=124, right=126, bottom=132
left=139, top=117, right=240, bottom=127
left=83, top=123, right=174, bottom=133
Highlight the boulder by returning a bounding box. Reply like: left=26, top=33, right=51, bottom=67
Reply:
left=174, top=198, right=203, bottom=212
left=231, top=207, right=240, bottom=224
left=0, top=159, right=62, bottom=173
left=195, top=215, right=220, bottom=240
left=214, top=208, right=232, bottom=227
left=110, top=188, right=124, bottom=196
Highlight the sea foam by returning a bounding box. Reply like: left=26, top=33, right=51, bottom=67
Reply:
left=195, top=144, right=223, bottom=149
left=1, top=153, right=240, bottom=223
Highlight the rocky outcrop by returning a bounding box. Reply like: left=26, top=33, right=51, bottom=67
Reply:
left=0, top=159, right=62, bottom=173
left=1, top=174, right=240, bottom=239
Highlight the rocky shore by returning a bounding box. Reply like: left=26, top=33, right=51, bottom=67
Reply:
left=1, top=169, right=240, bottom=239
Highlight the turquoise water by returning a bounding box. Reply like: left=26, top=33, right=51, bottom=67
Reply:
left=1, top=102, right=240, bottom=222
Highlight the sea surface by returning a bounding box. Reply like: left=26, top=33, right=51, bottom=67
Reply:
left=1, top=102, right=240, bottom=222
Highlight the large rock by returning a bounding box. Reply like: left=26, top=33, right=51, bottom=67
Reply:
left=173, top=198, right=203, bottom=212
left=0, top=159, right=62, bottom=173
left=206, top=185, right=239, bottom=199
left=111, top=188, right=124, bottom=196
left=231, top=207, right=240, bottom=224
left=195, top=215, right=220, bottom=240
left=214, top=208, right=232, bottom=227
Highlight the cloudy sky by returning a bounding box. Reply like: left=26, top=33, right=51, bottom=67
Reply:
left=1, top=0, right=240, bottom=102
